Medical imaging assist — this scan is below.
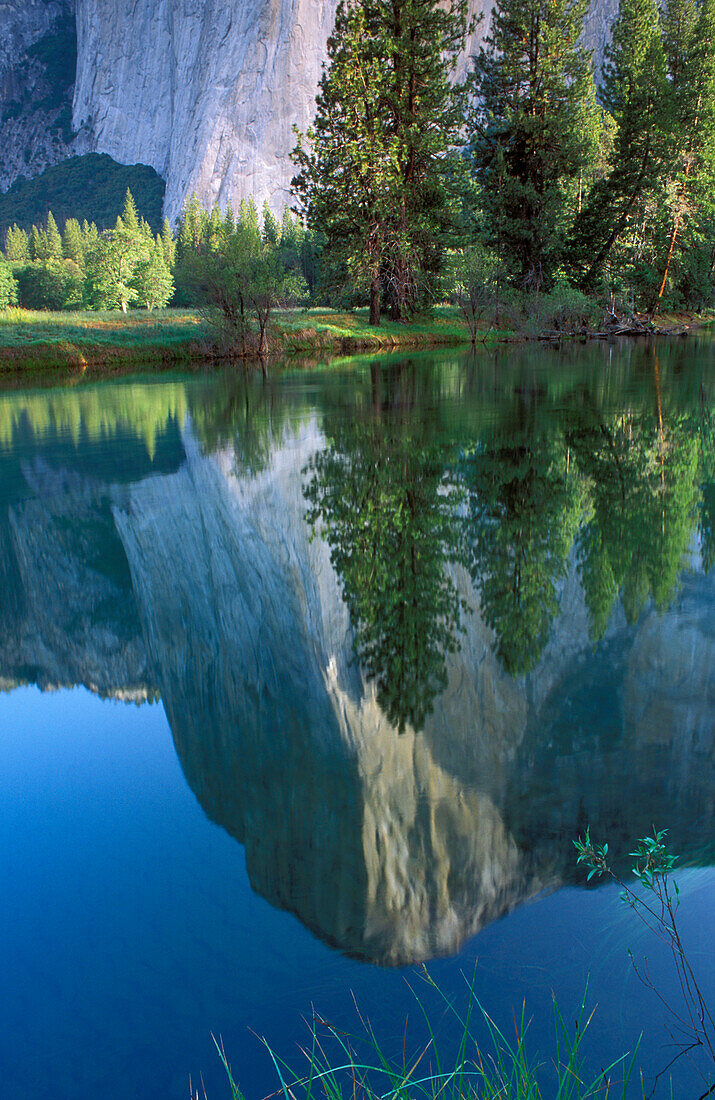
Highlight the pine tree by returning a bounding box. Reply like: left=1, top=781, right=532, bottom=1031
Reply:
left=223, top=205, right=236, bottom=238
left=262, top=201, right=281, bottom=247
left=239, top=197, right=262, bottom=251
left=650, top=0, right=715, bottom=308
left=4, top=226, right=29, bottom=263
left=29, top=225, right=47, bottom=262
left=207, top=206, right=224, bottom=251
left=45, top=212, right=63, bottom=260
left=572, top=0, right=667, bottom=290
left=0, top=255, right=18, bottom=309
left=470, top=0, right=601, bottom=289
left=62, top=218, right=85, bottom=268
left=292, top=0, right=472, bottom=324
left=121, top=189, right=140, bottom=236
left=160, top=217, right=176, bottom=267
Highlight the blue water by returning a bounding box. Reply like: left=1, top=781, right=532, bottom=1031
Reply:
left=0, top=343, right=713, bottom=1098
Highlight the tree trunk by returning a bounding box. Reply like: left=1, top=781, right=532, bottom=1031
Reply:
left=651, top=160, right=694, bottom=315
left=583, top=142, right=651, bottom=289
left=258, top=320, right=268, bottom=357
left=369, top=277, right=381, bottom=326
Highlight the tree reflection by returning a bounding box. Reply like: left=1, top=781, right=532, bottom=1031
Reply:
left=304, top=364, right=466, bottom=731
left=565, top=360, right=701, bottom=639
left=461, top=421, right=583, bottom=675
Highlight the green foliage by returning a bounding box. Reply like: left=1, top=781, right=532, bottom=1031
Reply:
left=292, top=0, right=473, bottom=323
left=568, top=389, right=700, bottom=637
left=520, top=282, right=602, bottom=335
left=45, top=211, right=63, bottom=260
left=0, top=257, right=18, bottom=310
left=575, top=827, right=715, bottom=1074
left=174, top=193, right=308, bottom=353
left=469, top=0, right=601, bottom=289
left=305, top=367, right=466, bottom=730
left=216, top=970, right=637, bottom=1100
left=569, top=0, right=715, bottom=308
left=4, top=226, right=29, bottom=264
left=462, top=432, right=582, bottom=674
left=0, top=154, right=165, bottom=240
left=446, top=244, right=501, bottom=340
left=14, top=260, right=84, bottom=311
left=132, top=240, right=174, bottom=310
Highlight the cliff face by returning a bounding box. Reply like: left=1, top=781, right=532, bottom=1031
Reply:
left=1, top=0, right=618, bottom=221
left=71, top=0, right=495, bottom=222
left=0, top=0, right=89, bottom=193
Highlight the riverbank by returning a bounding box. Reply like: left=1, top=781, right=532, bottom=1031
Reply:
left=0, top=304, right=711, bottom=379
left=0, top=306, right=474, bottom=377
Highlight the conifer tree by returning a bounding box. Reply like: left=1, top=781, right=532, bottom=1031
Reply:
left=45, top=212, right=63, bottom=260
left=160, top=218, right=176, bottom=268
left=121, top=189, right=140, bottom=236
left=223, top=205, right=236, bottom=238
left=293, top=0, right=472, bottom=324
left=207, top=206, right=224, bottom=251
left=29, top=225, right=47, bottom=262
left=572, top=0, right=667, bottom=290
left=650, top=0, right=715, bottom=307
left=470, top=0, right=601, bottom=289
left=262, top=201, right=281, bottom=247
left=62, top=218, right=85, bottom=268
left=4, top=226, right=29, bottom=263
left=0, top=255, right=18, bottom=309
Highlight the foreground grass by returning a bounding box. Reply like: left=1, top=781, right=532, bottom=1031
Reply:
left=211, top=974, right=639, bottom=1100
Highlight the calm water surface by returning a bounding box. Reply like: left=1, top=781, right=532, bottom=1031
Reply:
left=0, top=339, right=713, bottom=1098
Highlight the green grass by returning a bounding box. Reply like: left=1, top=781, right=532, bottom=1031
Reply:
left=211, top=972, right=640, bottom=1100
left=272, top=305, right=474, bottom=350
left=0, top=308, right=209, bottom=375
left=0, top=305, right=478, bottom=376
left=0, top=307, right=206, bottom=348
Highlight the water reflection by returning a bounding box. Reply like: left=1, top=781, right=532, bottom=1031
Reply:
left=0, top=341, right=712, bottom=964
left=304, top=364, right=466, bottom=731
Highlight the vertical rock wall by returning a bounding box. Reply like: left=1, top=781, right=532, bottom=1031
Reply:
left=69, top=0, right=505, bottom=221
left=0, top=0, right=621, bottom=220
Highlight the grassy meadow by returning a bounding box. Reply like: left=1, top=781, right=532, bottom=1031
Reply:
left=0, top=305, right=476, bottom=377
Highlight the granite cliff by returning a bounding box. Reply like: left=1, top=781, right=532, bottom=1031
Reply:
left=1, top=0, right=618, bottom=221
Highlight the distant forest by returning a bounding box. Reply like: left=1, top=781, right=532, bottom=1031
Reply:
left=0, top=154, right=165, bottom=238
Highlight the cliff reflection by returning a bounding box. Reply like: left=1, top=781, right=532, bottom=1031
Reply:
left=0, top=351, right=712, bottom=964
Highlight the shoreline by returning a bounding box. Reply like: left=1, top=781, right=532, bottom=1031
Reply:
left=0, top=307, right=711, bottom=382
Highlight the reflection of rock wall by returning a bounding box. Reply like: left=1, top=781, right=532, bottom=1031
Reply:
left=113, top=422, right=714, bottom=965
left=0, top=461, right=153, bottom=699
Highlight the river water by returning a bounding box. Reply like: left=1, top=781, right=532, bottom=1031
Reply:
left=0, top=338, right=713, bottom=1098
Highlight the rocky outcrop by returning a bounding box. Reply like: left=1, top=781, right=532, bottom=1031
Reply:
left=1, top=0, right=620, bottom=220
left=71, top=0, right=495, bottom=222
left=0, top=0, right=90, bottom=194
